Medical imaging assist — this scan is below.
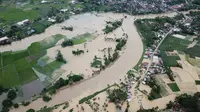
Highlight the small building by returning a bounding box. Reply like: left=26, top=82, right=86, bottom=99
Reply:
left=153, top=56, right=159, bottom=64
left=71, top=0, right=76, bottom=4
left=0, top=36, right=10, bottom=45
left=48, top=18, right=56, bottom=22
left=17, top=19, right=30, bottom=26
left=60, top=9, right=68, bottom=13
left=41, top=0, right=49, bottom=4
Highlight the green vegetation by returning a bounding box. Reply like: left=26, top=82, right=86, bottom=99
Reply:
left=2, top=99, right=13, bottom=108
left=167, top=83, right=180, bottom=92
left=160, top=51, right=181, bottom=67
left=0, top=34, right=65, bottom=88
left=72, top=49, right=84, bottom=55
left=62, top=26, right=73, bottom=31
left=79, top=86, right=113, bottom=104
left=185, top=45, right=200, bottom=58
left=195, top=80, right=200, bottom=85
left=147, top=77, right=162, bottom=100
left=62, top=33, right=93, bottom=47
left=1, top=64, right=20, bottom=88
left=0, top=7, right=40, bottom=25
left=185, top=55, right=200, bottom=68
left=61, top=39, right=74, bottom=47
left=56, top=51, right=66, bottom=63
left=103, top=20, right=122, bottom=34
left=166, top=92, right=200, bottom=112
left=107, top=88, right=127, bottom=104
left=2, top=50, right=29, bottom=67
left=28, top=34, right=65, bottom=55
left=72, top=33, right=93, bottom=45
left=91, top=56, right=102, bottom=68
left=14, top=58, right=38, bottom=85
left=115, top=38, right=127, bottom=51
left=34, top=60, right=64, bottom=77
left=26, top=109, right=35, bottom=112
left=42, top=94, right=52, bottom=102
left=44, top=74, right=83, bottom=94
left=7, top=89, right=17, bottom=100
left=159, top=36, right=191, bottom=51
left=13, top=103, right=19, bottom=108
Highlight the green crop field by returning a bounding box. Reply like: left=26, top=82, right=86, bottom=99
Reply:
left=167, top=83, right=180, bottom=92
left=160, top=51, right=180, bottom=67
left=28, top=34, right=65, bottom=55
left=72, top=33, right=94, bottom=45
left=34, top=60, right=64, bottom=77
left=1, top=64, right=20, bottom=88
left=159, top=36, right=191, bottom=51
left=2, top=50, right=29, bottom=67
left=14, top=58, right=38, bottom=85
left=0, top=34, right=65, bottom=88
left=0, top=7, right=40, bottom=25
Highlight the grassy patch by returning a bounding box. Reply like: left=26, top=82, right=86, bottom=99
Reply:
left=34, top=61, right=64, bottom=76
left=185, top=55, right=200, bottom=68
left=160, top=51, right=180, bottom=67
left=91, top=58, right=102, bottom=68
left=1, top=64, right=20, bottom=88
left=185, top=45, right=200, bottom=57
left=2, top=50, right=29, bottom=67
left=28, top=34, right=65, bottom=55
left=79, top=85, right=113, bottom=104
left=0, top=7, right=40, bottom=25
left=167, top=83, right=180, bottom=92
left=159, top=36, right=191, bottom=51
left=0, top=34, right=65, bottom=87
left=133, top=45, right=145, bottom=70
left=14, top=58, right=38, bottom=85
left=72, top=33, right=93, bottom=45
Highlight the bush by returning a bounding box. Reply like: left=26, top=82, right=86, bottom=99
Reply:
left=22, top=101, right=30, bottom=106
left=13, top=103, right=19, bottom=108
left=42, top=95, right=52, bottom=102
left=103, top=20, right=122, bottom=34
left=1, top=107, right=9, bottom=112
left=26, top=109, right=35, bottom=112
left=72, top=49, right=84, bottom=55
left=56, top=50, right=66, bottom=63
left=115, top=39, right=127, bottom=51
left=61, top=39, right=74, bottom=47
left=108, top=88, right=127, bottom=104
left=2, top=99, right=13, bottom=108
left=7, top=89, right=17, bottom=100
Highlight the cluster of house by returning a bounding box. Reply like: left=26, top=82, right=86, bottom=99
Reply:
left=141, top=48, right=165, bottom=84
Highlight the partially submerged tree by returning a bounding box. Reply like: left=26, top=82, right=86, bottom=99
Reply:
left=56, top=50, right=66, bottom=63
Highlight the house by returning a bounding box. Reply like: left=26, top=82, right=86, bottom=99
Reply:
left=71, top=0, right=76, bottom=4
left=153, top=56, right=159, bottom=64
left=0, top=36, right=10, bottom=45
left=17, top=19, right=30, bottom=26
left=41, top=0, right=49, bottom=4
left=48, top=18, right=56, bottom=22
left=60, top=9, right=68, bottom=13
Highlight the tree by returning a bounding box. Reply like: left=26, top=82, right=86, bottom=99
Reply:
left=2, top=99, right=13, bottom=108
left=7, top=89, right=17, bottom=100
left=13, top=103, right=19, bottom=108
left=42, top=95, right=52, bottom=102
left=26, top=109, right=35, bottom=112
left=56, top=50, right=66, bottom=63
